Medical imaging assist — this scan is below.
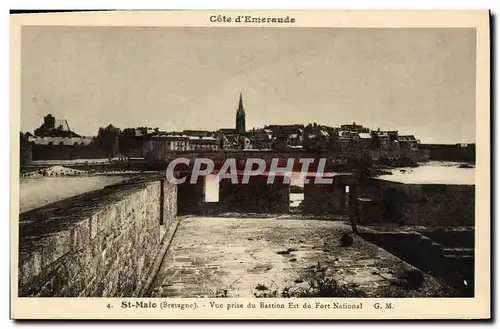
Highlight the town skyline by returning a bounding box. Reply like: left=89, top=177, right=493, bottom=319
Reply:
left=21, top=96, right=474, bottom=145
left=22, top=108, right=432, bottom=141
left=21, top=27, right=476, bottom=144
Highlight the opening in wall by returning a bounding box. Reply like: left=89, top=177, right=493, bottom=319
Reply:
left=204, top=174, right=219, bottom=202
left=289, top=172, right=304, bottom=214
left=345, top=185, right=350, bottom=208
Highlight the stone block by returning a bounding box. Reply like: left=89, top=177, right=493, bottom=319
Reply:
left=70, top=218, right=91, bottom=248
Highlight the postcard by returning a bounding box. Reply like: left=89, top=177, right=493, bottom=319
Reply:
left=10, top=10, right=490, bottom=320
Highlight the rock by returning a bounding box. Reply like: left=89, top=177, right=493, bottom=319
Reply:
left=340, top=234, right=354, bottom=247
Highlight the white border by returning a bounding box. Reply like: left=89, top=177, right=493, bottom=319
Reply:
left=3, top=1, right=498, bottom=328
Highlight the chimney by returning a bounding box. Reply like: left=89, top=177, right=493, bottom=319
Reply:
left=44, top=114, right=55, bottom=129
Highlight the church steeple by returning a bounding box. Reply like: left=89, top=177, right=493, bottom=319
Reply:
left=236, top=92, right=246, bottom=134
left=238, top=92, right=244, bottom=111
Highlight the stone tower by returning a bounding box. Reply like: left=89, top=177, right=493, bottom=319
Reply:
left=236, top=92, right=246, bottom=134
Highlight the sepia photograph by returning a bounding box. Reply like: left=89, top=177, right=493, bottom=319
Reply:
left=10, top=10, right=490, bottom=320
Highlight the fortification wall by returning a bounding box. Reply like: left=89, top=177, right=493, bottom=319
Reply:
left=357, top=179, right=475, bottom=226
left=20, top=143, right=32, bottom=167
left=302, top=175, right=358, bottom=215
left=18, top=178, right=177, bottom=297
left=420, top=144, right=475, bottom=163
left=31, top=144, right=105, bottom=161
left=218, top=176, right=290, bottom=214
left=176, top=174, right=290, bottom=215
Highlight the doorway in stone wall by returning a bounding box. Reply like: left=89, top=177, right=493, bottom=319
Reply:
left=344, top=184, right=350, bottom=209
left=289, top=172, right=305, bottom=213
left=204, top=174, right=219, bottom=203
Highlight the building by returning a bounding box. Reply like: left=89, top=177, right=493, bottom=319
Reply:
left=264, top=124, right=304, bottom=151
left=247, top=128, right=273, bottom=150
left=133, top=127, right=159, bottom=137
left=372, top=129, right=399, bottom=150
left=162, top=134, right=191, bottom=151
left=25, top=132, right=36, bottom=143
left=215, top=92, right=249, bottom=150
left=265, top=124, right=304, bottom=137
left=181, top=130, right=219, bottom=150
left=375, top=132, right=390, bottom=150
left=118, top=128, right=145, bottom=158
left=216, top=93, right=252, bottom=150
left=303, top=123, right=329, bottom=151
left=317, top=126, right=340, bottom=151
left=357, top=132, right=373, bottom=149
left=143, top=134, right=192, bottom=159
left=183, top=130, right=214, bottom=138
left=340, top=122, right=368, bottom=134
left=385, top=131, right=400, bottom=150
left=217, top=128, right=239, bottom=150
left=142, top=132, right=220, bottom=159
left=33, top=136, right=93, bottom=146
left=29, top=114, right=103, bottom=160
left=337, top=130, right=352, bottom=151
left=188, top=136, right=220, bottom=151
left=142, top=130, right=222, bottom=159
left=236, top=92, right=246, bottom=135
left=287, top=132, right=303, bottom=149
left=397, top=135, right=419, bottom=150
left=34, top=114, right=80, bottom=138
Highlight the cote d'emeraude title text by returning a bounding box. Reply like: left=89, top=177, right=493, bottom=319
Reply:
left=209, top=15, right=296, bottom=24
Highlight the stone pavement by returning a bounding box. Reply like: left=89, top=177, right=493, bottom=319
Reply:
left=148, top=217, right=447, bottom=298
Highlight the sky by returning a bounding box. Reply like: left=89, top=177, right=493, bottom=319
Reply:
left=21, top=26, right=476, bottom=144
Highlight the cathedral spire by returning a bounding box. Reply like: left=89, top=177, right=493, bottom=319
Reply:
left=236, top=91, right=246, bottom=134
left=238, top=92, right=244, bottom=112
